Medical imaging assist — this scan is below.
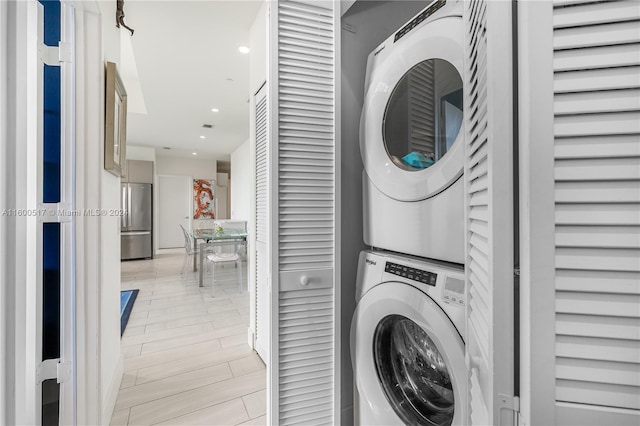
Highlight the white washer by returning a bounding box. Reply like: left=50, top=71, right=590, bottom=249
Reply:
left=361, top=0, right=465, bottom=264
left=351, top=250, right=466, bottom=426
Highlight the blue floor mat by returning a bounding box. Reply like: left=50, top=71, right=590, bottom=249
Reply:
left=120, top=290, right=139, bottom=336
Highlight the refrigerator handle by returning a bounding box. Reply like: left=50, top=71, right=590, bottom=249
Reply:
left=121, top=185, right=127, bottom=230
left=128, top=185, right=132, bottom=227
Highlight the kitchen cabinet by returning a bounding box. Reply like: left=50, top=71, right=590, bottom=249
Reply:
left=122, top=160, right=153, bottom=184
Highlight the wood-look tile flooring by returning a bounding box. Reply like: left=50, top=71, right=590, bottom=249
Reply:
left=111, top=249, right=266, bottom=426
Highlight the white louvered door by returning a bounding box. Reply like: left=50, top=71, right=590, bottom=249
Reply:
left=463, top=1, right=516, bottom=425
left=551, top=1, right=640, bottom=423
left=255, top=84, right=269, bottom=363
left=268, top=1, right=338, bottom=425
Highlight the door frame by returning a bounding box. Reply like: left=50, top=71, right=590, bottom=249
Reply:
left=1, top=0, right=79, bottom=424
left=73, top=0, right=104, bottom=424
left=0, top=1, right=41, bottom=423
left=251, top=82, right=269, bottom=362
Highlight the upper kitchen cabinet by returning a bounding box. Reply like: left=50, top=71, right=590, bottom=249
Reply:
left=122, top=159, right=154, bottom=184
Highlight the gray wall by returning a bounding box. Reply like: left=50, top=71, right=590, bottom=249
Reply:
left=340, top=1, right=430, bottom=423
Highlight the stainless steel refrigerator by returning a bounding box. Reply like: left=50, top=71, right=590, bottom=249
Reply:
left=121, top=183, right=153, bottom=260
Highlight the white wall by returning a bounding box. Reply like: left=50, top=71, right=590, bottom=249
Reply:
left=126, top=145, right=156, bottom=162
left=156, top=155, right=217, bottom=178
left=230, top=140, right=251, bottom=221
left=215, top=172, right=229, bottom=219
left=156, top=155, right=219, bottom=230
left=340, top=1, right=428, bottom=422
left=98, top=1, right=124, bottom=423
left=249, top=1, right=267, bottom=95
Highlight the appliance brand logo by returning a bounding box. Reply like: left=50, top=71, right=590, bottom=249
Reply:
left=373, top=45, right=385, bottom=56
left=365, top=258, right=377, bottom=266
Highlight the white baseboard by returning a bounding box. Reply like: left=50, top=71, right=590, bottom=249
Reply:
left=101, top=354, right=124, bottom=425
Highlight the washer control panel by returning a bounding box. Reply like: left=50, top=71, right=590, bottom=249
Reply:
left=385, top=261, right=437, bottom=286
left=443, top=276, right=465, bottom=306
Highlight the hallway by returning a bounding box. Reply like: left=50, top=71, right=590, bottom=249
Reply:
left=110, top=251, right=265, bottom=426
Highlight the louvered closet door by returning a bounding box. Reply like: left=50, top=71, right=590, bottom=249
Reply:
left=255, top=85, right=269, bottom=363
left=552, top=1, right=640, bottom=423
left=269, top=1, right=337, bottom=424
left=463, top=1, right=516, bottom=425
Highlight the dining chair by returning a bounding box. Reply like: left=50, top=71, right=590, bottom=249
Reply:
left=203, top=240, right=243, bottom=297
left=179, top=224, right=198, bottom=280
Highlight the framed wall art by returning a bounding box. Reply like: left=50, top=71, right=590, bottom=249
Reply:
left=193, top=178, right=215, bottom=219
left=104, top=61, right=128, bottom=176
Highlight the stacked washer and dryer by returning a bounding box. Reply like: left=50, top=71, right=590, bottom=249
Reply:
left=351, top=1, right=468, bottom=425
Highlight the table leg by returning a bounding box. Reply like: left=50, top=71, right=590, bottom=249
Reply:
left=193, top=239, right=198, bottom=272
left=199, top=246, right=205, bottom=287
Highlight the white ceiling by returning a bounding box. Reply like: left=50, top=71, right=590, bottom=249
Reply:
left=122, top=0, right=263, bottom=159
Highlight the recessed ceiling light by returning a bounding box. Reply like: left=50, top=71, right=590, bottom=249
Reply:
left=211, top=108, right=219, bottom=113
left=200, top=135, right=206, bottom=139
left=238, top=46, right=250, bottom=54
left=192, top=152, right=198, bottom=156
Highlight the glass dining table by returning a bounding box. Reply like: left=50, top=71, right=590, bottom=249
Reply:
left=192, top=228, right=247, bottom=287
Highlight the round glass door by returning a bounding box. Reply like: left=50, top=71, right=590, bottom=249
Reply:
left=383, top=59, right=463, bottom=171
left=374, top=314, right=455, bottom=426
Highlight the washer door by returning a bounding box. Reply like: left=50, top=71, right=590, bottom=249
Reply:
left=361, top=17, right=464, bottom=201
left=351, top=282, right=466, bottom=426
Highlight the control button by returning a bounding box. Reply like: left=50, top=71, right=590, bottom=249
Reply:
left=444, top=294, right=450, bottom=300
left=458, top=299, right=464, bottom=305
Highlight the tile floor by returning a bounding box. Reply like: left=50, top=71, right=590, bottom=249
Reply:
left=111, top=249, right=266, bottom=426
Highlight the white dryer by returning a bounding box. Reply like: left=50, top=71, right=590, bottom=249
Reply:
left=351, top=250, right=466, bottom=426
left=361, top=0, right=465, bottom=264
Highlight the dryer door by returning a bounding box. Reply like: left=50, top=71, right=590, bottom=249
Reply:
left=351, top=282, right=466, bottom=426
left=361, top=17, right=464, bottom=201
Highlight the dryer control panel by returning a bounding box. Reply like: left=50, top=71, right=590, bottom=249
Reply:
left=385, top=262, right=437, bottom=286
left=394, top=0, right=446, bottom=42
